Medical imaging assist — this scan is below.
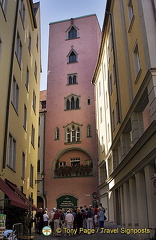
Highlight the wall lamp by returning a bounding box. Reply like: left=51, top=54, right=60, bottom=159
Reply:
left=35, top=171, right=45, bottom=184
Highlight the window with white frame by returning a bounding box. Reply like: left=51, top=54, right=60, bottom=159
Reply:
left=15, top=32, right=22, bottom=66
left=100, top=107, right=103, bottom=123
left=23, top=104, right=27, bottom=130
left=8, top=133, right=16, bottom=170
left=70, top=158, right=80, bottom=166
left=67, top=73, right=77, bottom=85
left=20, top=0, right=25, bottom=24
left=22, top=152, right=25, bottom=179
left=12, top=77, right=19, bottom=112
left=112, top=110, right=115, bottom=131
left=128, top=0, right=134, bottom=24
left=64, top=123, right=82, bottom=144
left=59, top=162, right=66, bottom=167
left=133, top=42, right=141, bottom=77
left=30, top=164, right=34, bottom=187
left=31, top=125, right=35, bottom=147
left=0, top=0, right=7, bottom=14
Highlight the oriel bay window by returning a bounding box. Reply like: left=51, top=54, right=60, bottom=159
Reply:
left=64, top=122, right=82, bottom=144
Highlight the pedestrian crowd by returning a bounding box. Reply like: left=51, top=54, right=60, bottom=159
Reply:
left=35, top=203, right=107, bottom=236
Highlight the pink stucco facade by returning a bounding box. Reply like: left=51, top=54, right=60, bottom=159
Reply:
left=45, top=15, right=101, bottom=210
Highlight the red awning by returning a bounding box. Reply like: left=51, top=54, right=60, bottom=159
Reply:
left=6, top=181, right=38, bottom=211
left=0, top=178, right=27, bottom=209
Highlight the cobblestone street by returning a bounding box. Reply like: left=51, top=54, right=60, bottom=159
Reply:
left=32, top=222, right=139, bottom=240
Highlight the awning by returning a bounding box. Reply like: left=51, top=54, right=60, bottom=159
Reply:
left=0, top=178, right=27, bottom=209
left=6, top=180, right=38, bottom=211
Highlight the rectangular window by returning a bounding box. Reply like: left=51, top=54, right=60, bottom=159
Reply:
left=100, top=107, right=102, bottom=123
left=31, top=125, right=35, bottom=147
left=30, top=164, right=34, bottom=187
left=0, top=0, right=7, bottom=14
left=101, top=136, right=105, bottom=153
left=59, top=162, right=66, bottom=167
left=23, top=104, right=27, bottom=130
left=112, top=110, right=115, bottom=131
left=25, top=67, right=29, bottom=91
left=12, top=77, right=19, bottom=112
left=34, top=61, right=37, bottom=80
left=128, top=0, right=134, bottom=24
left=133, top=43, right=141, bottom=77
left=28, top=33, right=31, bottom=54
left=70, top=158, right=80, bottom=166
left=16, top=32, right=22, bottom=66
left=109, top=73, right=113, bottom=95
left=36, top=35, right=38, bottom=51
left=88, top=98, right=90, bottom=105
left=37, top=160, right=40, bottom=173
left=20, top=0, right=25, bottom=24
left=99, top=82, right=101, bottom=97
left=22, top=152, right=25, bottom=179
left=32, top=90, right=36, bottom=113
left=8, top=134, right=16, bottom=170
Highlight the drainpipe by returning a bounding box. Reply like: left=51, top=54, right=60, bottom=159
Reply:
left=2, top=0, right=19, bottom=169
left=106, top=10, right=121, bottom=123
left=43, top=110, right=47, bottom=208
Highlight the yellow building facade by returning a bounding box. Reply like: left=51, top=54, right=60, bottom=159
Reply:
left=92, top=0, right=156, bottom=238
left=0, top=0, right=41, bottom=215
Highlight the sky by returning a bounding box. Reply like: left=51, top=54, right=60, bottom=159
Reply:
left=33, top=0, right=107, bottom=91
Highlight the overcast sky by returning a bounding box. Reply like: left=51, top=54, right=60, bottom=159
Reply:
left=33, top=0, right=107, bottom=90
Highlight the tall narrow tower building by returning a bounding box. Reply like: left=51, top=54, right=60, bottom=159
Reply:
left=45, top=15, right=101, bottom=209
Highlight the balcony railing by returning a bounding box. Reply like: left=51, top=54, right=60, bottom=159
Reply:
left=54, top=165, right=93, bottom=178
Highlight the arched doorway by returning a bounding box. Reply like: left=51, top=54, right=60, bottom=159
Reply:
left=57, top=195, right=78, bottom=209
left=37, top=196, right=44, bottom=209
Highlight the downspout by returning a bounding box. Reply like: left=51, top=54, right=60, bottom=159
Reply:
left=106, top=10, right=121, bottom=123
left=2, top=0, right=19, bottom=169
left=43, top=110, right=47, bottom=208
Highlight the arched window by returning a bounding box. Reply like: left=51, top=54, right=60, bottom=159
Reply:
left=65, top=95, right=80, bottom=111
left=69, top=76, right=72, bottom=84
left=69, top=51, right=77, bottom=63
left=76, top=127, right=80, bottom=142
left=66, top=99, right=70, bottom=110
left=71, top=125, right=76, bottom=142
left=71, top=97, right=75, bottom=109
left=64, top=123, right=82, bottom=144
left=76, top=98, right=79, bottom=109
left=55, top=127, right=60, bottom=140
left=67, top=128, right=70, bottom=143
left=68, top=26, right=77, bottom=39
left=87, top=125, right=92, bottom=137
left=73, top=75, right=77, bottom=84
